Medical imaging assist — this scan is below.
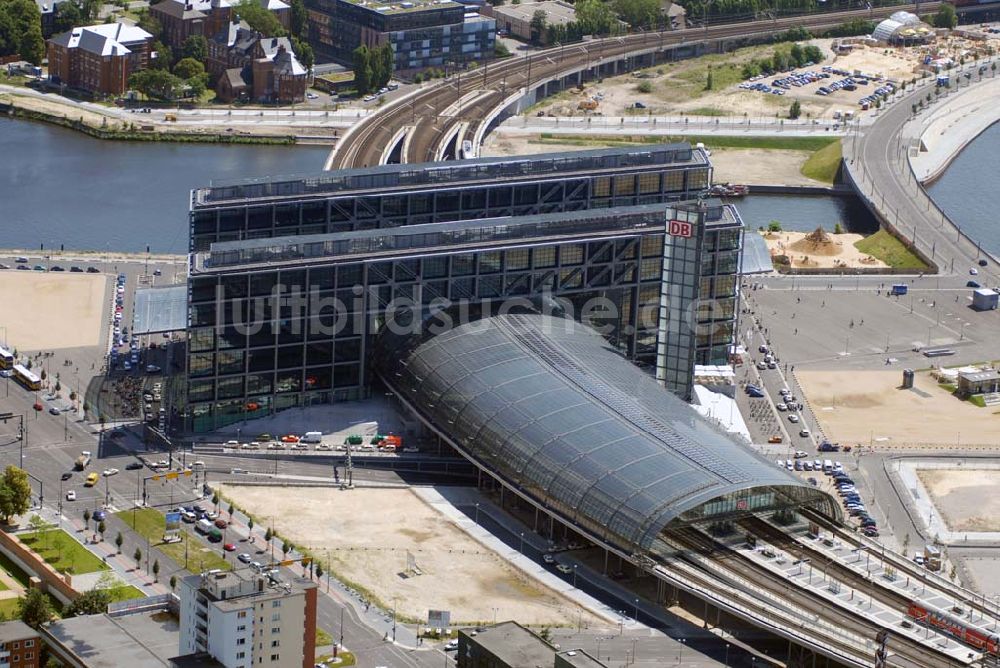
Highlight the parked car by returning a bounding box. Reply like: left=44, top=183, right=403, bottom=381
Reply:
left=66, top=490, right=76, bottom=501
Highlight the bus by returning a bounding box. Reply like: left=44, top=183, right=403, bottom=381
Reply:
left=12, top=364, right=41, bottom=391
left=0, top=347, right=13, bottom=370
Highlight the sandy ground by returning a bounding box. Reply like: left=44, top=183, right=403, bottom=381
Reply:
left=712, top=148, right=825, bottom=186
left=219, top=485, right=597, bottom=626
left=917, top=469, right=1000, bottom=532
left=527, top=36, right=990, bottom=122
left=0, top=272, right=107, bottom=350
left=760, top=230, right=886, bottom=269
left=796, top=370, right=1000, bottom=446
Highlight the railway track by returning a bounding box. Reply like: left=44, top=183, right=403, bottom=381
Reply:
left=666, top=524, right=969, bottom=667
left=328, top=2, right=941, bottom=170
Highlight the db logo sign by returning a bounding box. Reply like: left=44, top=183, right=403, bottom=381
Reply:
left=736, top=499, right=748, bottom=510
left=668, top=219, right=694, bottom=238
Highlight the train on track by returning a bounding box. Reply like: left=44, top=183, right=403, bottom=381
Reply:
left=907, top=601, right=1000, bottom=653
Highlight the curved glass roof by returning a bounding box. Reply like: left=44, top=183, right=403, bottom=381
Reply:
left=376, top=311, right=838, bottom=554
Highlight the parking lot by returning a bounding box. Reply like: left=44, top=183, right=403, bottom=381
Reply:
left=740, top=64, right=897, bottom=113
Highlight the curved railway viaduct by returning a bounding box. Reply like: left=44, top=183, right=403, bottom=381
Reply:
left=326, top=2, right=944, bottom=171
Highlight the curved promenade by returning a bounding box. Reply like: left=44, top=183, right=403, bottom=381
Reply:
left=844, top=57, right=1000, bottom=278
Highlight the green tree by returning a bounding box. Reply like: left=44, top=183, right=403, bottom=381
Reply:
left=575, top=0, right=615, bottom=35
left=129, top=69, right=184, bottom=99
left=282, top=540, right=292, bottom=557
left=180, top=34, right=208, bottom=62
left=212, top=491, right=220, bottom=511
left=612, top=0, right=659, bottom=29
left=0, top=467, right=32, bottom=524
left=136, top=9, right=161, bottom=39
left=173, top=57, right=205, bottom=80
left=353, top=45, right=372, bottom=94
left=315, top=563, right=324, bottom=579
left=65, top=588, right=111, bottom=616
left=529, top=10, right=547, bottom=44
left=265, top=527, right=273, bottom=543
left=288, top=0, right=307, bottom=38
left=97, top=520, right=106, bottom=541
left=53, top=0, right=84, bottom=34
left=18, top=589, right=52, bottom=628
left=0, top=0, right=45, bottom=64
left=115, top=531, right=123, bottom=554
left=636, top=80, right=652, bottom=93
left=247, top=517, right=254, bottom=532
left=152, top=559, right=160, bottom=582
left=169, top=575, right=177, bottom=591
left=82, top=508, right=91, bottom=529
left=149, top=41, right=172, bottom=70
left=291, top=36, right=314, bottom=70
left=235, top=0, right=286, bottom=36
left=788, top=100, right=801, bottom=119
left=833, top=222, right=843, bottom=234
left=133, top=547, right=142, bottom=570
left=227, top=502, right=235, bottom=518
left=933, top=3, right=957, bottom=29
left=767, top=220, right=782, bottom=232
left=375, top=42, right=393, bottom=88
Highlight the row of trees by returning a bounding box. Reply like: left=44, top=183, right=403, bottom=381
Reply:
left=352, top=43, right=393, bottom=95
left=741, top=42, right=824, bottom=78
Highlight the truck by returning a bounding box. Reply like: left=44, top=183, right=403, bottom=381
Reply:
left=891, top=284, right=908, bottom=296
left=75, top=451, right=92, bottom=471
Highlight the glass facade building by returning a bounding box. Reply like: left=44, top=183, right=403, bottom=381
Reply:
left=305, top=0, right=494, bottom=70
left=375, top=312, right=841, bottom=554
left=184, top=200, right=742, bottom=433
left=188, top=143, right=711, bottom=252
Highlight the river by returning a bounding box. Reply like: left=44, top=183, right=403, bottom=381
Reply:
left=926, top=122, right=1000, bottom=257
left=0, top=118, right=329, bottom=253
left=1, top=116, right=991, bottom=254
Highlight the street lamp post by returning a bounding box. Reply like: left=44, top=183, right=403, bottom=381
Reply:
left=519, top=531, right=524, bottom=555
left=572, top=564, right=578, bottom=588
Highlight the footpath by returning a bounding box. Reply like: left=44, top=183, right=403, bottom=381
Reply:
left=907, top=71, right=1000, bottom=183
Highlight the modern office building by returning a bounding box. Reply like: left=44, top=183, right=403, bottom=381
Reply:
left=178, top=570, right=318, bottom=668
left=184, top=193, right=741, bottom=432
left=188, top=143, right=711, bottom=252
left=305, top=0, right=493, bottom=71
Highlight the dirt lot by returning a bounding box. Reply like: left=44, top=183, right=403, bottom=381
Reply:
left=219, top=485, right=597, bottom=626
left=796, top=370, right=1000, bottom=446
left=526, top=36, right=989, bottom=121
left=761, top=230, right=887, bottom=269
left=0, top=271, right=107, bottom=350
left=917, top=468, right=1000, bottom=532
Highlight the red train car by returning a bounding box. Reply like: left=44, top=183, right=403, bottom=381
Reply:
left=907, top=602, right=1000, bottom=653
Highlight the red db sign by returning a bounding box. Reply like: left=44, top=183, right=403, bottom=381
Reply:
left=668, top=219, right=693, bottom=238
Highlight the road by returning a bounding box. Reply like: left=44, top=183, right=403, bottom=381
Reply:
left=329, top=2, right=943, bottom=170
left=846, top=58, right=1000, bottom=283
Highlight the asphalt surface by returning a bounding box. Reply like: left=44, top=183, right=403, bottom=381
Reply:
left=848, top=61, right=1000, bottom=281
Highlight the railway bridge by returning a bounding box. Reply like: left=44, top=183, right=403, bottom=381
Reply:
left=326, top=2, right=943, bottom=171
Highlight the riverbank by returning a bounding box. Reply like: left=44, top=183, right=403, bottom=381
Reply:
left=910, top=74, right=1000, bottom=184
left=0, top=81, right=362, bottom=145
left=1, top=103, right=296, bottom=145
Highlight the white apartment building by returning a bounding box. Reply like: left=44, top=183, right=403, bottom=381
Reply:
left=178, top=569, right=317, bottom=668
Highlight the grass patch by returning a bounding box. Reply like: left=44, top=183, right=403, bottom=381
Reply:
left=0, top=552, right=30, bottom=589
left=968, top=395, right=987, bottom=408
left=536, top=133, right=837, bottom=152
left=801, top=139, right=842, bottom=183
left=687, top=107, right=730, bottom=116
left=939, top=382, right=958, bottom=394
left=110, top=585, right=147, bottom=602
left=316, top=627, right=334, bottom=646
left=20, top=530, right=108, bottom=575
left=316, top=651, right=355, bottom=666
left=117, top=508, right=231, bottom=574
left=854, top=230, right=930, bottom=270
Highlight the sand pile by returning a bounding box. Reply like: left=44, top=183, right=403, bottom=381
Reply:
left=788, top=227, right=841, bottom=256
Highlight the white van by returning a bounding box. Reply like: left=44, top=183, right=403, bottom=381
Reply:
left=196, top=518, right=213, bottom=534
left=823, top=459, right=834, bottom=473
left=300, top=431, right=323, bottom=444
